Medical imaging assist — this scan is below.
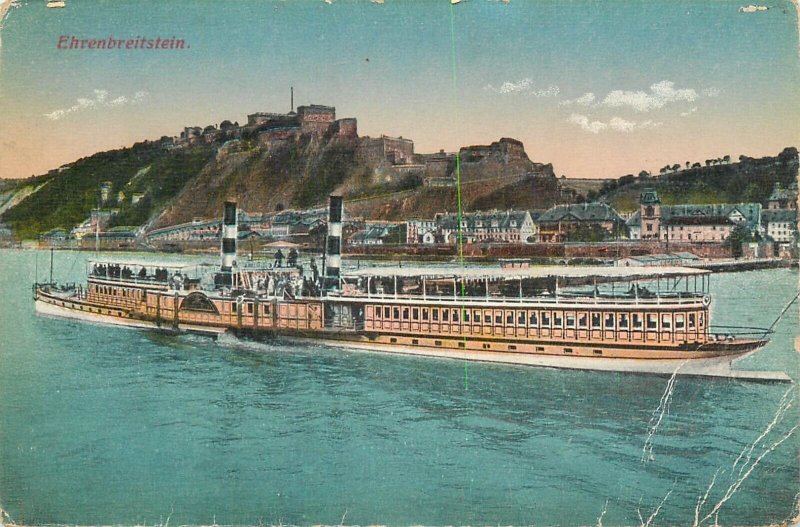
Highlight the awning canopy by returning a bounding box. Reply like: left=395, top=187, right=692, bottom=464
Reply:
left=342, top=265, right=710, bottom=281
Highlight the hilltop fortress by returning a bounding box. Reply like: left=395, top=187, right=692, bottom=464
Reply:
left=170, top=102, right=553, bottom=188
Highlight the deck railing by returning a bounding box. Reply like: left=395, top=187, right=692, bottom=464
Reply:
left=325, top=291, right=707, bottom=306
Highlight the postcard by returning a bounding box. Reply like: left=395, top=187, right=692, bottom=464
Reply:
left=0, top=1, right=798, bottom=526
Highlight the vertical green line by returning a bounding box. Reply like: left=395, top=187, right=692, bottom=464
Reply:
left=449, top=1, right=468, bottom=390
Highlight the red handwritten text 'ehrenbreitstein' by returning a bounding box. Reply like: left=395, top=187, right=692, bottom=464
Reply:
left=57, top=35, right=188, bottom=50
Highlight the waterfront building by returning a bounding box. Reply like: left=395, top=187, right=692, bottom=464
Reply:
left=762, top=209, right=798, bottom=244
left=537, top=203, right=625, bottom=243
left=436, top=210, right=536, bottom=244
left=627, top=189, right=761, bottom=242
left=767, top=181, right=798, bottom=210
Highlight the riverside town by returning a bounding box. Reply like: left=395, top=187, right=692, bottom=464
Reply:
left=2, top=2, right=799, bottom=526
left=8, top=96, right=797, bottom=381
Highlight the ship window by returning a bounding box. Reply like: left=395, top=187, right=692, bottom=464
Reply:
left=442, top=309, right=449, bottom=322
left=384, top=306, right=390, bottom=318
left=247, top=303, right=253, bottom=314
left=661, top=314, right=672, bottom=330
left=393, top=307, right=400, bottom=319
left=495, top=312, right=502, bottom=324
left=553, top=312, right=563, bottom=328
left=688, top=313, right=696, bottom=329
left=541, top=312, right=551, bottom=327
left=390, top=337, right=397, bottom=343
left=484, top=313, right=492, bottom=324
left=675, top=314, right=685, bottom=329
left=375, top=306, right=381, bottom=319
left=619, top=313, right=629, bottom=329
left=458, top=342, right=465, bottom=348
left=536, top=346, right=545, bottom=352
left=518, top=312, right=525, bottom=325
left=509, top=344, right=517, bottom=351
left=528, top=312, right=538, bottom=327
left=566, top=313, right=576, bottom=328
left=473, top=310, right=480, bottom=323
left=412, top=339, right=419, bottom=345
left=506, top=312, right=513, bottom=325
left=263, top=304, right=270, bottom=315
left=593, top=349, right=603, bottom=355
left=463, top=310, right=470, bottom=322
left=422, top=308, right=428, bottom=321
left=699, top=313, right=704, bottom=327
left=483, top=343, right=490, bottom=349
left=403, top=308, right=409, bottom=320
left=633, top=313, right=643, bottom=329
left=412, top=308, right=419, bottom=320
left=647, top=314, right=658, bottom=330
left=591, top=313, right=601, bottom=328
left=432, top=309, right=438, bottom=321
left=578, top=313, right=588, bottom=329
left=435, top=340, right=442, bottom=346
left=563, top=347, right=573, bottom=354
left=604, top=313, right=614, bottom=329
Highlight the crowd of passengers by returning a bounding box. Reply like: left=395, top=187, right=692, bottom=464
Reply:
left=92, top=264, right=173, bottom=282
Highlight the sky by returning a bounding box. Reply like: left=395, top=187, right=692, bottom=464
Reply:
left=0, top=0, right=798, bottom=180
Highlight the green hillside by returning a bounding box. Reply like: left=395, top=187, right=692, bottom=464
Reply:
left=2, top=142, right=214, bottom=239
left=596, top=147, right=798, bottom=212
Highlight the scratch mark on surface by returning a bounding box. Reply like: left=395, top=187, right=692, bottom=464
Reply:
left=597, top=498, right=609, bottom=527
left=641, top=360, right=685, bottom=463
left=693, top=386, right=798, bottom=526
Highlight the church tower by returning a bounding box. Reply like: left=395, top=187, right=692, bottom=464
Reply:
left=640, top=188, right=661, bottom=240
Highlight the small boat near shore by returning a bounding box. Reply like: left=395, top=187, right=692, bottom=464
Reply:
left=33, top=197, right=789, bottom=382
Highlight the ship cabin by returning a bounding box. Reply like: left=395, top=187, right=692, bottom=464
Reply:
left=81, top=258, right=321, bottom=332
left=86, top=260, right=204, bottom=308
left=329, top=265, right=714, bottom=349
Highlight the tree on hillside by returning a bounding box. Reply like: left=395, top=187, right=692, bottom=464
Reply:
left=671, top=164, right=681, bottom=172
left=691, top=162, right=702, bottom=169
left=723, top=154, right=731, bottom=164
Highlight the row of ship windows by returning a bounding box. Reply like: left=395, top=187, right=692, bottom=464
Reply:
left=92, top=285, right=142, bottom=299
left=369, top=306, right=701, bottom=331
left=228, top=302, right=271, bottom=315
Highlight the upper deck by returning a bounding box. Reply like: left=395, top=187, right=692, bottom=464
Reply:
left=333, top=265, right=712, bottom=308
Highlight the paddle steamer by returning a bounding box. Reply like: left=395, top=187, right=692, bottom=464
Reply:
left=33, top=197, right=772, bottom=377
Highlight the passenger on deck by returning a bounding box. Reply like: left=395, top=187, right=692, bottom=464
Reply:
left=287, top=248, right=298, bottom=267
left=138, top=267, right=147, bottom=278
left=274, top=249, right=284, bottom=268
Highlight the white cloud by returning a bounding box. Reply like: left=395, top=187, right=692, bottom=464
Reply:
left=602, top=80, right=698, bottom=112
left=44, top=89, right=149, bottom=120
left=485, top=78, right=559, bottom=96
left=608, top=117, right=636, bottom=132
left=568, top=113, right=607, bottom=134
left=568, top=113, right=662, bottom=134
left=680, top=106, right=698, bottom=117
left=559, top=92, right=596, bottom=106
left=561, top=81, right=717, bottom=114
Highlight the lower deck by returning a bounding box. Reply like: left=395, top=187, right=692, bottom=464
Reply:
left=33, top=292, right=786, bottom=382
left=35, top=284, right=765, bottom=362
